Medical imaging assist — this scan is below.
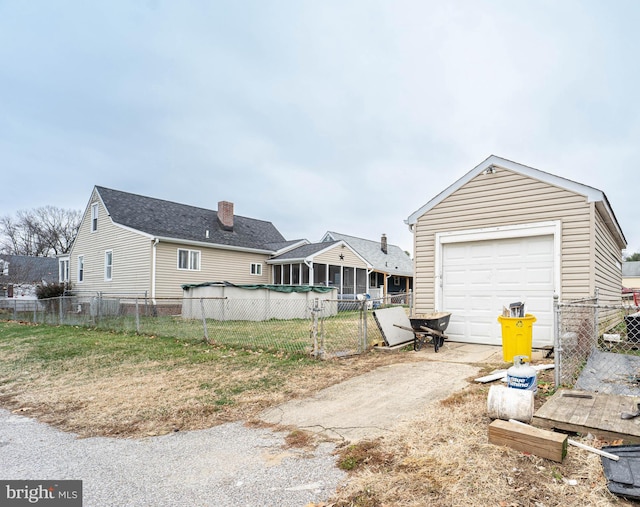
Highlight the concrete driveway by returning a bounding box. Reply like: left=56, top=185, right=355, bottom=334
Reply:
left=259, top=343, right=506, bottom=442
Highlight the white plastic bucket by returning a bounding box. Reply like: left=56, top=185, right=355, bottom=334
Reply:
left=487, top=385, right=534, bottom=423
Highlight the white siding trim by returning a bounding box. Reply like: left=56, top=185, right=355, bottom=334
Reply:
left=434, top=220, right=562, bottom=310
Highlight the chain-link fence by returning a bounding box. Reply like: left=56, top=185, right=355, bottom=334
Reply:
left=0, top=294, right=401, bottom=358
left=555, top=293, right=640, bottom=390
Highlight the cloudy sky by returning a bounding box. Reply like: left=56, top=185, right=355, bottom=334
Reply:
left=1, top=1, right=638, bottom=255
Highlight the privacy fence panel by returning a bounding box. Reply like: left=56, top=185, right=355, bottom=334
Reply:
left=555, top=293, right=640, bottom=389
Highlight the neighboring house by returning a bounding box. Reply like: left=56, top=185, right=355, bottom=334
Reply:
left=0, top=254, right=58, bottom=298
left=623, top=261, right=640, bottom=289
left=320, top=232, right=413, bottom=297
left=267, top=240, right=372, bottom=296
left=405, top=155, right=626, bottom=348
left=69, top=186, right=297, bottom=300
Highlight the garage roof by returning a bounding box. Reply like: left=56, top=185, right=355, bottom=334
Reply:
left=405, top=155, right=626, bottom=248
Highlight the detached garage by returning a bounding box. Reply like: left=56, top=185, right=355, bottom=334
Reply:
left=406, top=155, right=627, bottom=348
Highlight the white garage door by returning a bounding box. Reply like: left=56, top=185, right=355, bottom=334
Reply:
left=441, top=235, right=554, bottom=347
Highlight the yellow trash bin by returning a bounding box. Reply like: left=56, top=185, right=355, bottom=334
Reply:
left=497, top=314, right=537, bottom=363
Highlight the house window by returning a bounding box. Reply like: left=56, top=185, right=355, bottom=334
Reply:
left=78, top=255, right=84, bottom=282
left=91, top=203, right=98, bottom=232
left=59, top=258, right=69, bottom=283
left=250, top=263, right=262, bottom=276
left=105, top=250, right=113, bottom=281
left=178, top=249, right=200, bottom=270
left=393, top=276, right=400, bottom=286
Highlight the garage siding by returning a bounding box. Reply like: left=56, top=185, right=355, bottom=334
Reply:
left=413, top=168, right=592, bottom=315
left=594, top=206, right=623, bottom=305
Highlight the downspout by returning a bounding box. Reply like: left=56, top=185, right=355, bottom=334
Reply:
left=151, top=238, right=159, bottom=304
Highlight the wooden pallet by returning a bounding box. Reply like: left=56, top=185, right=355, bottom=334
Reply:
left=533, top=389, right=640, bottom=444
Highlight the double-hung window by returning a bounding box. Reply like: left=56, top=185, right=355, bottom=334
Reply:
left=78, top=255, right=84, bottom=282
left=178, top=249, right=200, bottom=270
left=105, top=250, right=113, bottom=281
left=91, top=203, right=98, bottom=232
left=59, top=258, right=69, bottom=283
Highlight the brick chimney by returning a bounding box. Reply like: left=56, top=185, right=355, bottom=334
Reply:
left=381, top=233, right=388, bottom=254
left=217, top=201, right=234, bottom=231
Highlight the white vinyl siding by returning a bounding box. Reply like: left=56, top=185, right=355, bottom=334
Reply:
left=414, top=168, right=592, bottom=316
left=69, top=189, right=152, bottom=296
left=594, top=206, right=623, bottom=305
left=313, top=246, right=368, bottom=268
left=154, top=242, right=271, bottom=298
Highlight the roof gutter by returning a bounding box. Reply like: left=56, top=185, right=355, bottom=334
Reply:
left=152, top=235, right=274, bottom=255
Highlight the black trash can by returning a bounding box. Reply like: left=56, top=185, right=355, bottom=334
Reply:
left=626, top=312, right=640, bottom=343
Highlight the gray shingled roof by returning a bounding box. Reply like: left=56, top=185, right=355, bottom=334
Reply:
left=624, top=261, right=640, bottom=277
left=0, top=254, right=58, bottom=284
left=323, top=231, right=413, bottom=276
left=96, top=186, right=286, bottom=251
left=269, top=241, right=340, bottom=261
left=263, top=239, right=308, bottom=252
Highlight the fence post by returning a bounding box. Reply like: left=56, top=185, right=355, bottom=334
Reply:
left=362, top=299, right=368, bottom=353
left=553, top=294, right=560, bottom=387
left=135, top=298, right=140, bottom=334
left=200, top=298, right=210, bottom=344
left=594, top=288, right=600, bottom=341
left=13, top=298, right=16, bottom=320
left=33, top=300, right=37, bottom=323
left=310, top=298, right=320, bottom=358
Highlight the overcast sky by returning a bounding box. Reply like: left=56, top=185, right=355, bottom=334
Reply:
left=1, top=1, right=638, bottom=255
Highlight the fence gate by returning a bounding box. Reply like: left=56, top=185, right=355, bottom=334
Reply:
left=310, top=298, right=369, bottom=359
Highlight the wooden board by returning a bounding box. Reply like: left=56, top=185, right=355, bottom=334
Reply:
left=533, top=389, right=640, bottom=444
left=372, top=307, right=414, bottom=347
left=489, top=419, right=567, bottom=462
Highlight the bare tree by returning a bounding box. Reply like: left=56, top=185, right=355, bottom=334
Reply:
left=0, top=206, right=82, bottom=257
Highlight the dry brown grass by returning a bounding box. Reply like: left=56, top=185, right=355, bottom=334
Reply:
left=1, top=322, right=633, bottom=506
left=329, top=373, right=633, bottom=507
left=0, top=339, right=417, bottom=438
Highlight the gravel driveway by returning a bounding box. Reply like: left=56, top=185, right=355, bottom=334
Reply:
left=0, top=410, right=345, bottom=507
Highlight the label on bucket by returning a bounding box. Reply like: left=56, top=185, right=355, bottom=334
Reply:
left=507, top=374, right=536, bottom=391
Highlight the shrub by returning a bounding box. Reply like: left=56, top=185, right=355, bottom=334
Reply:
left=36, top=282, right=68, bottom=299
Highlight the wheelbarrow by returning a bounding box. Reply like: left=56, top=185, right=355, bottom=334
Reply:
left=393, top=312, right=451, bottom=352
